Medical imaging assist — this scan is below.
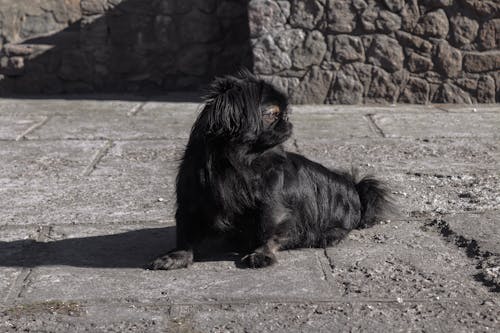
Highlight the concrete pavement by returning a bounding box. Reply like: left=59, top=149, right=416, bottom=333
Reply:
left=0, top=98, right=499, bottom=332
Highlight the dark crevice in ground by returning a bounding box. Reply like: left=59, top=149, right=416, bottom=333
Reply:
left=426, top=218, right=500, bottom=292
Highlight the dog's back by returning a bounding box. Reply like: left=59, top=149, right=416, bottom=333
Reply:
left=280, top=152, right=391, bottom=249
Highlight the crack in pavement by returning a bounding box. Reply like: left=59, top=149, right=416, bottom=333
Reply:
left=426, top=218, right=500, bottom=292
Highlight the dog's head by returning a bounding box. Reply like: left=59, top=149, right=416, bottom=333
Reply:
left=193, top=71, right=292, bottom=151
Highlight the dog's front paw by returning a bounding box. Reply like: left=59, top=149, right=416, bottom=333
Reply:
left=147, top=250, right=193, bottom=270
left=241, top=251, right=276, bottom=268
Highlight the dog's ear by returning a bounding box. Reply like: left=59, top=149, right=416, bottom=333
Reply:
left=202, top=77, right=248, bottom=137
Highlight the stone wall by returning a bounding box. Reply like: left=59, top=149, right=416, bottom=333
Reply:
left=1, top=0, right=499, bottom=103
left=250, top=0, right=500, bottom=104
left=0, top=0, right=252, bottom=94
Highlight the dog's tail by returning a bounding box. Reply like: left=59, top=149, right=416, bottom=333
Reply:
left=355, top=176, right=394, bottom=229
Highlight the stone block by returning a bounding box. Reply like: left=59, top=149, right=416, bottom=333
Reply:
left=289, top=0, right=324, bottom=29
left=461, top=0, right=500, bottom=17
left=463, top=51, right=500, bottom=73
left=434, top=40, right=462, bottom=78
left=252, top=35, right=292, bottom=74
left=479, top=19, right=500, bottom=51
left=291, top=30, right=327, bottom=69
left=396, top=31, right=433, bottom=55
left=407, top=52, right=433, bottom=73
left=398, top=77, right=429, bottom=103
left=330, top=35, right=365, bottom=63
left=248, top=0, right=287, bottom=38
left=367, top=35, right=404, bottom=73
left=261, top=75, right=300, bottom=97
left=450, top=14, right=479, bottom=47
left=290, top=66, right=333, bottom=104
left=178, top=9, right=222, bottom=44
left=413, top=9, right=449, bottom=39
left=383, top=0, right=404, bottom=12
left=327, top=69, right=364, bottom=104
left=477, top=75, right=496, bottom=103
left=367, top=66, right=398, bottom=103
left=326, top=0, right=356, bottom=33
left=434, top=82, right=471, bottom=103
left=376, top=10, right=401, bottom=32
left=81, top=0, right=108, bottom=15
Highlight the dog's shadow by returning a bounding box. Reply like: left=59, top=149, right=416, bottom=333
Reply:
left=0, top=226, right=241, bottom=269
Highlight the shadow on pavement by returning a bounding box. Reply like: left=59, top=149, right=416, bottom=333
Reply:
left=0, top=226, right=243, bottom=269
left=1, top=227, right=175, bottom=269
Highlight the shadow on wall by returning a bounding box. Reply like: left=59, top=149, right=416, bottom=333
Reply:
left=0, top=0, right=253, bottom=100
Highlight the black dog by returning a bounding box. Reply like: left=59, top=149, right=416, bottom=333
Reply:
left=149, top=71, right=392, bottom=270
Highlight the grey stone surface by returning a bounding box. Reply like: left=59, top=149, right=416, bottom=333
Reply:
left=24, top=112, right=193, bottom=140
left=327, top=220, right=492, bottom=299
left=92, top=139, right=184, bottom=178
left=0, top=99, right=499, bottom=331
left=0, top=115, right=46, bottom=140
left=296, top=137, right=499, bottom=174
left=443, top=212, right=500, bottom=256
left=0, top=98, right=142, bottom=116
left=20, top=249, right=335, bottom=302
left=290, top=113, right=378, bottom=139
left=373, top=113, right=500, bottom=138
left=386, top=172, right=500, bottom=216
left=0, top=299, right=498, bottom=333
left=0, top=177, right=175, bottom=226
left=0, top=140, right=103, bottom=180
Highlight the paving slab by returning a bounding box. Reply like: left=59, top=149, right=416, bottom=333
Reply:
left=326, top=220, right=493, bottom=300
left=24, top=112, right=194, bottom=140
left=92, top=139, right=184, bottom=178
left=162, top=300, right=500, bottom=333
left=141, top=101, right=200, bottom=116
left=20, top=252, right=334, bottom=303
left=1, top=298, right=498, bottom=333
left=438, top=104, right=500, bottom=113
left=0, top=140, right=105, bottom=180
left=291, top=104, right=440, bottom=114
left=0, top=115, right=46, bottom=140
left=373, top=112, right=500, bottom=138
left=441, top=211, right=500, bottom=256
left=386, top=171, right=500, bottom=216
left=0, top=177, right=175, bottom=226
left=296, top=137, right=499, bottom=174
left=290, top=113, right=380, bottom=139
left=0, top=99, right=141, bottom=116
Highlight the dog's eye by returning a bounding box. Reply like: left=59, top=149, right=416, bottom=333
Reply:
left=262, top=105, right=280, bottom=124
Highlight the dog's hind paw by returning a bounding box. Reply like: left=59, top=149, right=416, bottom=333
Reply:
left=147, top=250, right=193, bottom=270
left=241, top=251, right=276, bottom=268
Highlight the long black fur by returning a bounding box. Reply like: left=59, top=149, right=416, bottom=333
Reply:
left=149, top=71, right=392, bottom=270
